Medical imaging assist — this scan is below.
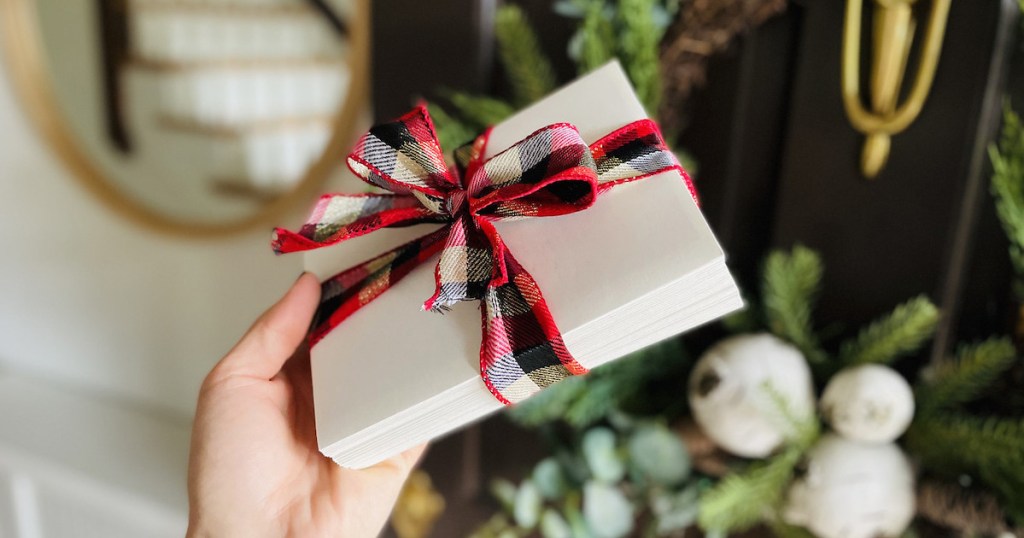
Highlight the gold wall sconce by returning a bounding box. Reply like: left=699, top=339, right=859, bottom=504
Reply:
left=842, top=0, right=951, bottom=179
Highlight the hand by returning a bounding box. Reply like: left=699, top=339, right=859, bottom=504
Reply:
left=187, top=273, right=426, bottom=538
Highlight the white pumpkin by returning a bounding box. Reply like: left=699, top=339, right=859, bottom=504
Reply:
left=820, top=364, right=914, bottom=444
left=784, top=434, right=915, bottom=538
left=687, top=333, right=815, bottom=458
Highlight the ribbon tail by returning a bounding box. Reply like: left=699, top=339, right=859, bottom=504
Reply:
left=478, top=247, right=587, bottom=405
left=272, top=193, right=446, bottom=254
left=423, top=212, right=494, bottom=312
left=310, top=227, right=448, bottom=346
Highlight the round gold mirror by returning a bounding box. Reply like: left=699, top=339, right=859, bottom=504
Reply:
left=0, top=0, right=368, bottom=236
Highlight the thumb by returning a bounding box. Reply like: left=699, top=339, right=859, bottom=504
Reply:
left=215, top=272, right=321, bottom=380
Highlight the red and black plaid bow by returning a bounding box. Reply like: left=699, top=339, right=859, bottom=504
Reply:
left=272, top=106, right=687, bottom=404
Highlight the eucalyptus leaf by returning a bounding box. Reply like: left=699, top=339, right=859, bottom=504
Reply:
left=491, top=478, right=518, bottom=512
left=650, top=4, right=672, bottom=30
left=557, top=450, right=592, bottom=484
left=540, top=508, right=574, bottom=538
left=651, top=485, right=700, bottom=533
left=582, top=481, right=635, bottom=538
left=563, top=491, right=594, bottom=538
left=582, top=427, right=625, bottom=483
left=513, top=480, right=543, bottom=529
left=533, top=458, right=569, bottom=500
left=628, top=424, right=691, bottom=487
left=566, top=29, right=585, bottom=62
left=553, top=0, right=586, bottom=18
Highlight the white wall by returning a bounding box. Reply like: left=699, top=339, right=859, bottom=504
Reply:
left=0, top=43, right=307, bottom=419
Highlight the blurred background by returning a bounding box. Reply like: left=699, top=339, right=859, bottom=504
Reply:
left=1, top=0, right=1023, bottom=537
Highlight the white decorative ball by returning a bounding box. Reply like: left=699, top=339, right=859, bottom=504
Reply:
left=784, top=434, right=915, bottom=538
left=688, top=333, right=815, bottom=458
left=820, top=364, right=915, bottom=444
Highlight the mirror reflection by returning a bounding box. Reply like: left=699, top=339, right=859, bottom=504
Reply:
left=31, top=0, right=361, bottom=226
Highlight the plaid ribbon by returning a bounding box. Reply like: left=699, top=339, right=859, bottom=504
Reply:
left=272, top=105, right=689, bottom=405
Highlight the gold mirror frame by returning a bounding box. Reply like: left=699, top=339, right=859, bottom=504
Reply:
left=0, top=0, right=369, bottom=237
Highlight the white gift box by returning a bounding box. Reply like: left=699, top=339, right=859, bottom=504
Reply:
left=304, top=62, right=743, bottom=468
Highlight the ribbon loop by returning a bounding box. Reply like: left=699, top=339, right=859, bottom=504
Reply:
left=346, top=107, right=459, bottom=200
left=466, top=123, right=598, bottom=220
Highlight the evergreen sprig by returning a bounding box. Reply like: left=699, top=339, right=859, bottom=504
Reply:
left=616, top=0, right=664, bottom=113
left=762, top=245, right=827, bottom=364
left=570, top=0, right=616, bottom=74
left=425, top=101, right=477, bottom=151
left=698, top=387, right=820, bottom=534
left=697, top=447, right=803, bottom=533
left=443, top=92, right=516, bottom=130
left=906, top=413, right=1024, bottom=521
left=990, top=103, right=1024, bottom=297
left=916, top=337, right=1018, bottom=414
left=508, top=339, right=689, bottom=428
left=494, top=4, right=558, bottom=107
left=838, top=295, right=940, bottom=366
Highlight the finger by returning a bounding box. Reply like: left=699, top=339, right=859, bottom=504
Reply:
left=215, top=272, right=321, bottom=380
left=359, top=443, right=429, bottom=481
left=336, top=443, right=430, bottom=536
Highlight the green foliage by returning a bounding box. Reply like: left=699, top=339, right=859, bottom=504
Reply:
left=444, top=92, right=517, bottom=130
left=494, top=4, right=558, bottom=107
left=907, top=336, right=1024, bottom=523
left=425, top=101, right=477, bottom=151
left=916, top=337, right=1018, bottom=414
left=472, top=419, right=699, bottom=538
left=508, top=339, right=689, bottom=428
left=762, top=245, right=827, bottom=364
left=627, top=423, right=691, bottom=487
left=990, top=103, right=1024, bottom=297
left=906, top=413, right=1024, bottom=521
left=838, top=295, right=940, bottom=366
left=697, top=386, right=820, bottom=534
left=697, top=446, right=803, bottom=533
left=761, top=381, right=821, bottom=449
left=568, top=0, right=615, bottom=74
left=616, top=0, right=664, bottom=113
left=560, top=0, right=676, bottom=114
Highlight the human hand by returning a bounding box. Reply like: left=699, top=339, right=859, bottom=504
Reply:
left=187, top=273, right=426, bottom=538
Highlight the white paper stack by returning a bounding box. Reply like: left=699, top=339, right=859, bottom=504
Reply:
left=304, top=63, right=743, bottom=469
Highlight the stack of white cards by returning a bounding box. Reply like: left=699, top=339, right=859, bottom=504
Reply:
left=304, top=62, right=743, bottom=469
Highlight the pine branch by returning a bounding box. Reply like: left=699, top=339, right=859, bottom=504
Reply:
left=909, top=414, right=1024, bottom=471
left=698, top=447, right=802, bottom=533
left=494, top=4, right=557, bottom=107
left=990, top=103, right=1024, bottom=296
left=916, top=337, right=1018, bottom=414
left=507, top=339, right=688, bottom=428
left=507, top=375, right=588, bottom=427
left=616, top=0, right=664, bottom=114
left=572, top=0, right=615, bottom=74
left=838, top=295, right=940, bottom=366
left=762, top=381, right=821, bottom=450
left=762, top=245, right=827, bottom=364
left=425, top=101, right=478, bottom=153
left=444, top=92, right=516, bottom=130
left=907, top=413, right=1024, bottom=520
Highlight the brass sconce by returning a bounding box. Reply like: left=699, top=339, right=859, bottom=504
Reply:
left=842, top=0, right=951, bottom=179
